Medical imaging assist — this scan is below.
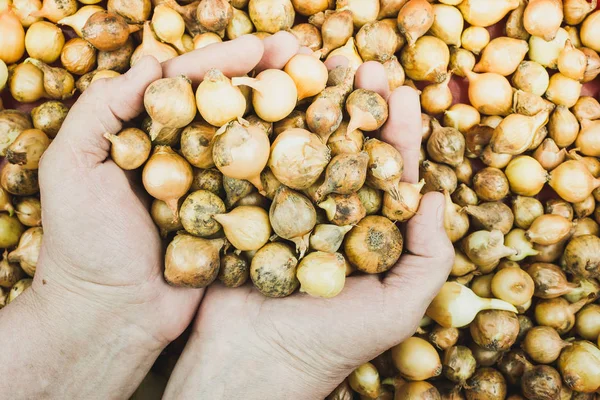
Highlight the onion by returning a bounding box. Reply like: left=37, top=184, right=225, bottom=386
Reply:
left=526, top=215, right=574, bottom=246
left=395, top=381, right=440, bottom=400
left=421, top=160, right=457, bottom=194
left=0, top=188, right=13, bottom=216
left=270, top=187, right=316, bottom=257
left=533, top=139, right=566, bottom=171
left=60, top=38, right=97, bottom=76
left=504, top=156, right=548, bottom=197
left=178, top=190, right=225, bottom=238
left=152, top=4, right=186, bottom=53
left=558, top=341, right=600, bottom=393
left=462, top=229, right=517, bottom=271
left=319, top=192, right=367, bottom=227
left=490, top=266, right=534, bottom=306
left=558, top=40, right=587, bottom=81
left=469, top=343, right=503, bottom=368
left=546, top=73, right=582, bottom=108
left=232, top=70, right=297, bottom=123
left=7, top=227, right=42, bottom=277
left=223, top=176, right=254, bottom=209
left=131, top=22, right=178, bottom=66
left=0, top=164, right=39, bottom=196
left=269, top=128, right=330, bottom=190
left=248, top=0, right=294, bottom=33
left=474, top=37, right=528, bottom=76
left=392, top=337, right=442, bottom=381
left=9, top=62, right=46, bottom=104
left=150, top=198, right=182, bottom=238
left=461, top=26, right=489, bottom=56
left=7, top=279, right=32, bottom=304
left=504, top=228, right=539, bottom=261
left=428, top=3, right=463, bottom=47
left=550, top=161, right=600, bottom=203
left=315, top=10, right=354, bottom=58
left=498, top=350, right=530, bottom=386
left=512, top=61, right=550, bottom=96
left=344, top=215, right=402, bottom=274
left=573, top=96, right=600, bottom=122
left=576, top=120, right=600, bottom=157
left=107, top=0, right=149, bottom=24
left=180, top=122, right=216, bottom=169
left=192, top=32, right=222, bottom=50
left=581, top=10, right=600, bottom=52
left=470, top=310, right=519, bottom=351
left=512, top=196, right=543, bottom=229
left=12, top=0, right=42, bottom=27
left=309, top=224, right=352, bottom=254
left=401, top=36, right=449, bottom=83
left=472, top=168, right=509, bottom=202
left=90, top=69, right=121, bottom=84
left=327, top=121, right=364, bottom=157
left=548, top=106, right=579, bottom=148
left=465, top=124, right=493, bottom=157
left=421, top=74, right=453, bottom=115
left=214, top=206, right=270, bottom=251
left=506, top=0, right=530, bottom=41
left=465, top=368, right=507, bottom=400
left=364, top=138, right=404, bottom=200
left=523, top=0, right=563, bottom=41
left=104, top=128, right=150, bottom=171
left=572, top=217, right=600, bottom=237
left=5, top=128, right=49, bottom=171
left=356, top=186, right=382, bottom=217
left=449, top=47, right=476, bottom=78
left=0, top=60, right=7, bottom=92
left=563, top=234, right=600, bottom=279
left=521, top=365, right=563, bottom=400
left=164, top=233, right=226, bottom=288
left=314, top=152, right=368, bottom=201
left=547, top=198, right=575, bottom=220
left=81, top=11, right=136, bottom=52
left=142, top=146, right=193, bottom=213
left=355, top=20, right=397, bottom=63
left=216, top=253, right=248, bottom=288
left=564, top=0, right=598, bottom=25
left=525, top=262, right=578, bottom=299
left=250, top=242, right=299, bottom=297
left=574, top=304, right=600, bottom=341
left=57, top=5, right=102, bottom=37
left=397, top=0, right=434, bottom=47
left=523, top=326, right=569, bottom=363
left=443, top=104, right=481, bottom=134
left=32, top=0, right=77, bottom=22
left=491, top=110, right=549, bottom=155
left=25, top=21, right=64, bottom=64
left=0, top=106, right=31, bottom=139
left=284, top=54, right=328, bottom=101
left=327, top=380, right=354, bottom=400
left=430, top=326, right=460, bottom=351
left=427, top=282, right=517, bottom=328
left=444, top=191, right=469, bottom=243
left=454, top=159, right=474, bottom=185
left=513, top=90, right=555, bottom=117
left=297, top=251, right=347, bottom=298
left=196, top=69, right=246, bottom=127
left=451, top=250, right=477, bottom=277
left=457, top=0, right=519, bottom=27
left=0, top=9, right=25, bottom=64
left=427, top=119, right=464, bottom=167
left=290, top=23, right=321, bottom=51
left=144, top=76, right=196, bottom=140
left=464, top=70, right=513, bottom=116
left=348, top=363, right=382, bottom=399
left=273, top=110, right=306, bottom=138
left=535, top=297, right=587, bottom=335
left=345, top=89, right=388, bottom=135
left=464, top=202, right=513, bottom=235
left=0, top=252, right=24, bottom=288
left=336, top=0, right=379, bottom=28
left=25, top=58, right=74, bottom=101
left=582, top=47, right=600, bottom=83
left=381, top=180, right=424, bottom=222
left=0, top=213, right=25, bottom=249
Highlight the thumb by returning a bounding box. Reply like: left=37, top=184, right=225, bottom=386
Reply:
left=383, top=192, right=454, bottom=337
left=42, top=56, right=163, bottom=173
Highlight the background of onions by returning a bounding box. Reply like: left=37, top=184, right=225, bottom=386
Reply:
left=1, top=0, right=600, bottom=398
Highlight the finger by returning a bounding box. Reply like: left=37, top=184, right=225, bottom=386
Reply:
left=42, top=56, right=162, bottom=171
left=324, top=56, right=349, bottom=71
left=355, top=61, right=390, bottom=100
left=383, top=192, right=454, bottom=330
left=255, top=31, right=300, bottom=72
left=381, top=86, right=423, bottom=183
left=162, top=35, right=265, bottom=83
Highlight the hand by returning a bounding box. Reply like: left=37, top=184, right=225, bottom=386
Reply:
left=0, top=33, right=298, bottom=399
left=163, top=59, right=455, bottom=399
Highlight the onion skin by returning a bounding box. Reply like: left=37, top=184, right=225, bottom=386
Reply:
left=464, top=70, right=513, bottom=116
left=7, top=226, right=42, bottom=277
left=575, top=304, right=600, bottom=341
left=82, top=11, right=132, bottom=52
left=457, top=0, right=520, bottom=27
left=180, top=122, right=216, bottom=169
left=521, top=365, right=563, bottom=400
left=470, top=310, right=519, bottom=352
left=150, top=199, right=183, bottom=238
left=534, top=297, right=587, bottom=335
left=60, top=38, right=97, bottom=76
left=218, top=253, right=249, bottom=288
left=549, top=161, right=600, bottom=203
left=105, top=128, right=151, bottom=171
left=248, top=0, right=294, bottom=34
left=464, top=367, right=507, bottom=400
left=7, top=278, right=32, bottom=304
left=0, top=213, right=25, bottom=249
left=250, top=242, right=299, bottom=298
left=196, top=69, right=246, bottom=127
left=164, top=235, right=226, bottom=288
left=526, top=214, right=573, bottom=246
left=581, top=10, right=600, bottom=52
left=522, top=326, right=571, bottom=364
left=395, top=381, right=441, bottom=400
left=213, top=206, right=271, bottom=251
left=364, top=138, right=404, bottom=200
left=1, top=163, right=39, bottom=196
left=397, top=0, right=434, bottom=47
left=179, top=190, right=226, bottom=238
left=558, top=341, right=600, bottom=393
left=270, top=186, right=316, bottom=257
left=314, top=151, right=369, bottom=201
left=442, top=345, right=476, bottom=384
left=297, top=251, right=347, bottom=298
left=474, top=37, right=528, bottom=76
left=0, top=252, right=24, bottom=288
left=392, top=337, right=442, bottom=381
left=400, top=36, right=450, bottom=83
left=344, top=215, right=402, bottom=274
left=562, top=234, right=600, bottom=279
left=525, top=262, right=578, bottom=299
left=0, top=9, right=26, bottom=65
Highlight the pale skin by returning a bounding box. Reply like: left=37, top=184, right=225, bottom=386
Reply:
left=0, top=32, right=454, bottom=399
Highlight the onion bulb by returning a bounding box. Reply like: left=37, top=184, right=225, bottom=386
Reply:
left=364, top=138, right=404, bottom=200
left=444, top=191, right=469, bottom=244
left=348, top=363, right=382, bottom=399
left=449, top=47, right=476, bottom=78
left=395, top=381, right=440, bottom=400
left=214, top=206, right=270, bottom=251
left=343, top=215, right=402, bottom=274
left=421, top=74, right=453, bottom=115
left=0, top=10, right=25, bottom=65
left=250, top=242, right=299, bottom=298
left=309, top=224, right=353, bottom=254
left=0, top=164, right=39, bottom=196
left=284, top=54, right=328, bottom=101
left=506, top=0, right=530, bottom=41
left=562, top=234, right=600, bottom=279
left=268, top=128, right=330, bottom=190
left=60, top=38, right=97, bottom=76
left=248, top=0, right=294, bottom=34
left=9, top=62, right=46, bottom=104
left=144, top=76, right=196, bottom=140
left=451, top=250, right=477, bottom=278
left=572, top=217, right=599, bottom=237
left=525, top=262, right=578, bottom=299
left=549, top=199, right=575, bottom=221
left=6, top=128, right=50, bottom=170
left=549, top=161, right=600, bottom=203
left=179, top=190, right=225, bottom=238
left=462, top=229, right=517, bottom=270
left=319, top=193, right=366, bottom=227
left=400, top=36, right=450, bottom=83
left=421, top=160, right=458, bottom=194
left=24, top=58, right=74, bottom=101
left=150, top=199, right=182, bottom=238
left=164, top=233, right=226, bottom=288
left=355, top=20, right=397, bottom=63
left=382, top=180, right=425, bottom=223
left=0, top=188, right=13, bottom=216
left=430, top=326, right=461, bottom=351
left=465, top=368, right=507, bottom=400
left=443, top=104, right=481, bottom=134
left=218, top=253, right=249, bottom=288
left=491, top=266, right=534, bottom=306
left=32, top=0, right=76, bottom=22
left=470, top=310, right=519, bottom=351
left=12, top=0, right=42, bottom=27
left=193, top=32, right=222, bottom=50
left=429, top=3, right=463, bottom=47
left=526, top=214, right=573, bottom=246
left=270, top=187, right=316, bottom=257
left=573, top=96, right=600, bottom=122
left=0, top=252, right=24, bottom=288
left=535, top=297, right=587, bottom=335
left=472, top=168, right=509, bottom=202
left=523, top=326, right=571, bottom=363
left=464, top=70, right=513, bottom=116
left=491, top=110, right=550, bottom=155
left=558, top=341, right=600, bottom=393
left=452, top=184, right=478, bottom=208
left=581, top=10, right=600, bottom=52
left=505, top=156, right=548, bottom=196
left=7, top=279, right=32, bottom=304
left=357, top=186, right=382, bottom=216
left=523, top=0, right=563, bottom=41
left=392, top=337, right=442, bottom=381
left=549, top=106, right=579, bottom=148
left=396, top=0, right=434, bottom=47
left=576, top=120, right=600, bottom=157
left=0, top=213, right=25, bottom=249
left=131, top=22, right=178, bottom=66
left=582, top=47, right=600, bottom=83
left=533, top=138, right=566, bottom=171
left=546, top=73, right=583, bottom=108
left=0, top=60, right=7, bottom=92
left=346, top=89, right=388, bottom=135
left=196, top=0, right=232, bottom=33
left=461, top=26, right=490, bottom=55
left=104, top=128, right=150, bottom=170
left=457, top=0, right=519, bottom=27
left=474, top=37, right=528, bottom=76
left=314, top=152, right=368, bottom=202
left=327, top=121, right=364, bottom=157
left=504, top=228, right=539, bottom=261
left=142, top=146, right=193, bottom=213
left=521, top=365, right=563, bottom=400
left=196, top=69, right=246, bottom=127
left=232, top=70, right=297, bottom=123
left=575, top=304, right=600, bottom=341
left=564, top=0, right=598, bottom=25
left=180, top=122, right=216, bottom=169
left=463, top=202, right=514, bottom=235
left=558, top=40, right=588, bottom=81
left=336, top=0, right=379, bottom=28
left=528, top=28, right=569, bottom=69
left=81, top=11, right=134, bottom=52
left=152, top=4, right=186, bottom=53
left=427, top=120, right=464, bottom=167
left=25, top=21, right=65, bottom=64
left=512, top=61, right=550, bottom=96
left=57, top=5, right=103, bottom=37
left=426, top=282, right=518, bottom=328
left=296, top=251, right=347, bottom=298
left=316, top=10, right=353, bottom=58
left=7, top=227, right=42, bottom=277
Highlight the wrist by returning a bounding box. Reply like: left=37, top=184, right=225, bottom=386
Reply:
left=0, top=273, right=165, bottom=398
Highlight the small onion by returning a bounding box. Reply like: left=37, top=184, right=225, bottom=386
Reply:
left=250, top=242, right=299, bottom=298
left=25, top=21, right=64, bottom=64
left=297, top=251, right=347, bottom=298
left=558, top=341, right=600, bottom=393
left=392, top=337, right=442, bottom=381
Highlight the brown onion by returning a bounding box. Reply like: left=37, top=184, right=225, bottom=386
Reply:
left=464, top=368, right=507, bottom=400
left=392, top=337, right=442, bottom=381
left=535, top=297, right=587, bottom=335
left=400, top=36, right=450, bottom=83
left=470, top=310, right=519, bottom=351
left=7, top=227, right=42, bottom=277
left=557, top=341, right=600, bottom=393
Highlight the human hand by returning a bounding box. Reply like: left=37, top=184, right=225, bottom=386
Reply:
left=0, top=33, right=297, bottom=399
left=163, top=59, right=455, bottom=399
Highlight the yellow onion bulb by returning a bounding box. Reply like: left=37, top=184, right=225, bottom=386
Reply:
left=549, top=160, right=600, bottom=203
left=214, top=206, right=271, bottom=251
left=581, top=10, right=600, bottom=52
left=0, top=9, right=26, bottom=65
left=283, top=54, right=328, bottom=101
left=558, top=341, right=600, bottom=393
left=392, top=337, right=442, bottom=381
left=505, top=156, right=548, bottom=196
left=400, top=36, right=450, bottom=83
left=9, top=63, right=46, bottom=103
left=296, top=251, right=347, bottom=298
left=196, top=69, right=246, bottom=127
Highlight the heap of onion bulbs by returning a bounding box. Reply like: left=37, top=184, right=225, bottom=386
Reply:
left=1, top=0, right=600, bottom=398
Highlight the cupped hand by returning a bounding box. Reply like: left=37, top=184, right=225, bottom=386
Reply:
left=163, top=59, right=455, bottom=399
left=4, top=33, right=297, bottom=398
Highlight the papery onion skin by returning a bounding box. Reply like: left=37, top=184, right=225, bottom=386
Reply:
left=0, top=163, right=39, bottom=196
left=82, top=11, right=132, bottom=52
left=150, top=199, right=183, bottom=238
left=457, top=0, right=520, bottom=27
left=196, top=69, right=246, bottom=127
left=0, top=213, right=26, bottom=249
left=344, top=215, right=403, bottom=274
left=470, top=310, right=520, bottom=352
left=180, top=122, right=216, bottom=169
left=549, top=161, right=600, bottom=203
left=521, top=365, right=563, bottom=400
left=250, top=242, right=299, bottom=298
